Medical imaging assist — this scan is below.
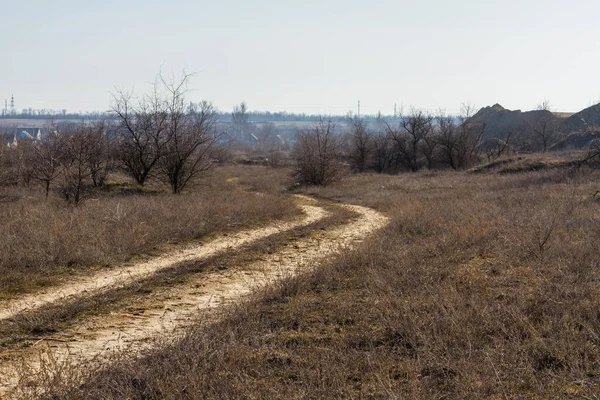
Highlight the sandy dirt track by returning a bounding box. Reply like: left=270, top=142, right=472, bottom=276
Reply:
left=0, top=199, right=326, bottom=323
left=0, top=198, right=388, bottom=397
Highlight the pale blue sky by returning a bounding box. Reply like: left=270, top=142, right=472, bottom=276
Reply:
left=1, top=0, right=599, bottom=115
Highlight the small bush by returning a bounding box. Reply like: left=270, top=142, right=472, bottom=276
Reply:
left=291, top=119, right=343, bottom=186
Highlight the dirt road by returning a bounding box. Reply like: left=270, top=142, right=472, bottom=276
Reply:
left=0, top=197, right=388, bottom=398
left=0, top=198, right=326, bottom=323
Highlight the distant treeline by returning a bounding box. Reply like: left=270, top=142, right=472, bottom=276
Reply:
left=0, top=110, right=400, bottom=123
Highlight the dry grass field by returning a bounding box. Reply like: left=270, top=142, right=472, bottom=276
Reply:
left=12, top=159, right=600, bottom=399
left=0, top=166, right=298, bottom=298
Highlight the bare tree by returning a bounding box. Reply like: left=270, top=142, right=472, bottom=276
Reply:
left=348, top=117, right=373, bottom=173
left=28, top=130, right=64, bottom=197
left=12, top=138, right=35, bottom=187
left=112, top=80, right=169, bottom=185
left=157, top=73, right=219, bottom=194
left=292, top=119, right=343, bottom=186
left=86, top=122, right=110, bottom=187
left=537, top=99, right=551, bottom=112
left=436, top=107, right=485, bottom=170
left=527, top=101, right=559, bottom=152
left=58, top=127, right=97, bottom=205
left=436, top=113, right=460, bottom=170
left=419, top=128, right=439, bottom=169
left=455, top=107, right=486, bottom=168
left=371, top=131, right=394, bottom=173
left=113, top=71, right=219, bottom=192
left=0, top=143, right=17, bottom=186
left=485, top=128, right=514, bottom=162
left=385, top=109, right=433, bottom=172
left=232, top=101, right=249, bottom=138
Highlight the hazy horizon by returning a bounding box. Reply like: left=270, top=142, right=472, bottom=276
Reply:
left=2, top=0, right=599, bottom=115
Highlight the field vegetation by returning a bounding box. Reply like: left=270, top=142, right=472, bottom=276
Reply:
left=13, top=159, right=600, bottom=399
left=4, top=94, right=600, bottom=399
left=0, top=74, right=302, bottom=299
left=0, top=166, right=298, bottom=298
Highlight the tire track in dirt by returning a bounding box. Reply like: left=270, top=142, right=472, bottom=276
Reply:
left=0, top=196, right=325, bottom=323
left=0, top=200, right=388, bottom=397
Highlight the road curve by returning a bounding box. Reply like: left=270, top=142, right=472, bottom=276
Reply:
left=0, top=198, right=388, bottom=398
left=0, top=198, right=327, bottom=323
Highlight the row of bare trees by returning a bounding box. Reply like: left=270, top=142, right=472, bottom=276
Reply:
left=0, top=73, right=222, bottom=202
left=291, top=103, right=600, bottom=188
left=346, top=109, right=486, bottom=174
left=0, top=122, right=110, bottom=204
left=291, top=110, right=487, bottom=187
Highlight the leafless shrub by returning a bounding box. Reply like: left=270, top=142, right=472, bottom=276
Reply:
left=26, top=131, right=64, bottom=197
left=266, top=150, right=291, bottom=168
left=158, top=92, right=218, bottom=194
left=419, top=125, right=439, bottom=169
left=85, top=122, right=111, bottom=188
left=371, top=131, right=394, bottom=173
left=292, top=119, right=343, bottom=186
left=436, top=113, right=460, bottom=170
left=347, top=117, right=373, bottom=173
left=385, top=110, right=434, bottom=172
left=57, top=126, right=100, bottom=205
left=528, top=101, right=560, bottom=153
left=436, top=108, right=485, bottom=170
left=0, top=144, right=18, bottom=185
left=485, top=128, right=514, bottom=162
left=112, top=78, right=171, bottom=186
left=12, top=138, right=36, bottom=187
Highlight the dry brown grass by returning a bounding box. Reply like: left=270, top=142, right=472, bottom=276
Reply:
left=0, top=199, right=357, bottom=349
left=469, top=151, right=585, bottom=174
left=18, top=160, right=600, bottom=399
left=206, top=163, right=294, bottom=194
left=0, top=165, right=298, bottom=297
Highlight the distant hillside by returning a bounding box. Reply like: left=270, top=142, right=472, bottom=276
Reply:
left=552, top=131, right=600, bottom=150
left=471, top=102, right=600, bottom=150
left=471, top=104, right=555, bottom=140
left=561, top=103, right=600, bottom=133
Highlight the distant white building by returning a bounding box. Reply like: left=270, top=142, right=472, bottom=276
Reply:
left=5, top=128, right=44, bottom=147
